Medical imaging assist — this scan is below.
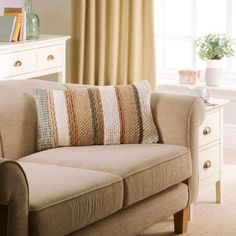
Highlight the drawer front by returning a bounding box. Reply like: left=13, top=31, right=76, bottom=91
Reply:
left=199, top=144, right=220, bottom=181
left=38, top=45, right=62, bottom=70
left=199, top=110, right=220, bottom=147
left=0, top=50, right=36, bottom=78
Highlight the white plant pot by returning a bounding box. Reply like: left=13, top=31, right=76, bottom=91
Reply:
left=205, top=60, right=223, bottom=86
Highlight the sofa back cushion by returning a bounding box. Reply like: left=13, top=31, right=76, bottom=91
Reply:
left=0, top=80, right=65, bottom=160
left=34, top=81, right=159, bottom=151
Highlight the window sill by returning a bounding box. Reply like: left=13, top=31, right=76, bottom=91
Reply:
left=157, top=80, right=236, bottom=101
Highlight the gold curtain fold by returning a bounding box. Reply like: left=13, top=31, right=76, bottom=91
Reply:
left=71, top=0, right=156, bottom=88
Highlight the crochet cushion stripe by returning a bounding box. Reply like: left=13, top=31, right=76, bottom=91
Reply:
left=34, top=81, right=159, bottom=151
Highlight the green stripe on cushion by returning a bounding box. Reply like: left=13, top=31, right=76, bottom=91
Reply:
left=34, top=89, right=53, bottom=151
left=88, top=88, right=98, bottom=145
left=132, top=84, right=144, bottom=143
left=91, top=88, right=104, bottom=145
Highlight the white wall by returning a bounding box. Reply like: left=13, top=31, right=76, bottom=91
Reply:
left=223, top=101, right=236, bottom=150
left=0, top=0, right=26, bottom=15
left=31, top=0, right=71, bottom=36
left=31, top=0, right=72, bottom=82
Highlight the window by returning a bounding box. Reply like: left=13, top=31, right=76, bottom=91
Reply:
left=154, top=0, right=236, bottom=83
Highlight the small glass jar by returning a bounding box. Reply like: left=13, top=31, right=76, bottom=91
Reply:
left=25, top=1, right=39, bottom=40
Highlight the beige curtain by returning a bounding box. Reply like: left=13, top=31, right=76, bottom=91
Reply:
left=71, top=0, right=156, bottom=88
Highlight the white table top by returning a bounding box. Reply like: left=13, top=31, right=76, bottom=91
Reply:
left=205, top=98, right=230, bottom=111
left=0, top=34, right=71, bottom=50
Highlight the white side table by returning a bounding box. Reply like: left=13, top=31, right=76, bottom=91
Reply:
left=188, top=98, right=229, bottom=220
left=0, top=34, right=70, bottom=83
left=198, top=98, right=229, bottom=203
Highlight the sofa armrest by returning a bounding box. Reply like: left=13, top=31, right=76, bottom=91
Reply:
left=151, top=92, right=205, bottom=204
left=0, top=158, right=29, bottom=236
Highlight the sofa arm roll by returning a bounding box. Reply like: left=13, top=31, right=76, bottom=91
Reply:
left=151, top=92, right=205, bottom=204
left=0, top=158, right=29, bottom=236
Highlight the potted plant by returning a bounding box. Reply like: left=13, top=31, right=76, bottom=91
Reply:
left=196, top=34, right=235, bottom=86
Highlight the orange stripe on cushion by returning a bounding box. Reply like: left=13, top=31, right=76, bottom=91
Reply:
left=71, top=89, right=94, bottom=146
left=116, top=85, right=140, bottom=144
left=65, top=89, right=77, bottom=146
left=48, top=91, right=58, bottom=148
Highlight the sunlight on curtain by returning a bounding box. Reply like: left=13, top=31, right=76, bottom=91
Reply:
left=71, top=0, right=156, bottom=88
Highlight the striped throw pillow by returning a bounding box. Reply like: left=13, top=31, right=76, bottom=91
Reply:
left=34, top=81, right=159, bottom=151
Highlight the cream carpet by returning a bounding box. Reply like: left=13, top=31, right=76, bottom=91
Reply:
left=138, top=150, right=236, bottom=236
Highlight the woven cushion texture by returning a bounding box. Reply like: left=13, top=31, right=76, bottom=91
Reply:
left=34, top=81, right=159, bottom=151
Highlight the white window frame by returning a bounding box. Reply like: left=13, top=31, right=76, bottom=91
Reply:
left=155, top=0, right=236, bottom=84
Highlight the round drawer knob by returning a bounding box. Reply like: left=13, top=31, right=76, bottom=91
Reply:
left=203, top=160, right=212, bottom=169
left=203, top=126, right=211, bottom=135
left=47, top=54, right=54, bottom=61
left=14, top=60, right=22, bottom=67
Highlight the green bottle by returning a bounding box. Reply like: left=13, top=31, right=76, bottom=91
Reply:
left=25, top=1, right=39, bottom=40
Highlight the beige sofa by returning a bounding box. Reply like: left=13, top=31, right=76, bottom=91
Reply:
left=0, top=80, right=205, bottom=236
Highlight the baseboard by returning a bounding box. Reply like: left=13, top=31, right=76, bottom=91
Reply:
left=224, top=124, right=236, bottom=150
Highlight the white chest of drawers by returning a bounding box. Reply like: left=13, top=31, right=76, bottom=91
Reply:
left=0, top=35, right=70, bottom=83
left=198, top=99, right=229, bottom=203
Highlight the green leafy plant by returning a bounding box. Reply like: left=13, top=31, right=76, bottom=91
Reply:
left=196, top=34, right=235, bottom=60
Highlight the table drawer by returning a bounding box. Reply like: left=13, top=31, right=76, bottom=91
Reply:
left=38, top=45, right=62, bottom=70
left=199, top=144, right=220, bottom=181
left=199, top=110, right=220, bottom=147
left=0, top=50, right=36, bottom=78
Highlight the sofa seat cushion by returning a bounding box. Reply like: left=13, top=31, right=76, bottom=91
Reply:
left=20, top=144, right=191, bottom=207
left=18, top=163, right=123, bottom=236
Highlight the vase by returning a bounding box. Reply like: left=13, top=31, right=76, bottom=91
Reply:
left=25, top=1, right=39, bottom=40
left=205, top=60, right=223, bottom=86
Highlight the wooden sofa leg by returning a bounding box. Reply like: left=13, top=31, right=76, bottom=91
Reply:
left=174, top=206, right=189, bottom=234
